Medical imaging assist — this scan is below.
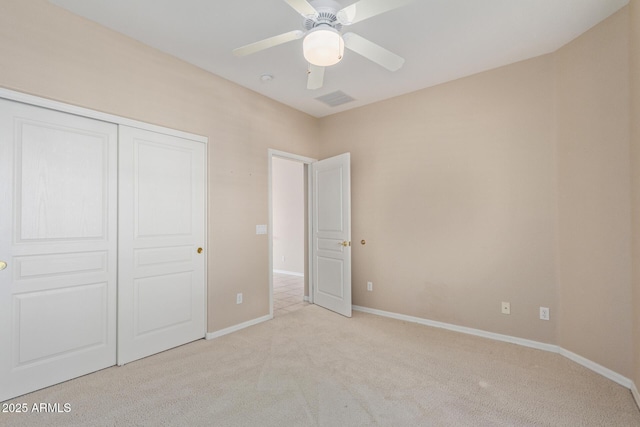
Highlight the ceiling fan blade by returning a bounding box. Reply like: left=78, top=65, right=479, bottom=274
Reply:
left=284, top=0, right=318, bottom=18
left=343, top=32, right=404, bottom=71
left=233, top=30, right=304, bottom=57
left=337, top=0, right=413, bottom=25
left=307, top=64, right=325, bottom=90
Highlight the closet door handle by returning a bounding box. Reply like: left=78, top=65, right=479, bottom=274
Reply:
left=0, top=261, right=6, bottom=270
left=197, top=247, right=203, bottom=254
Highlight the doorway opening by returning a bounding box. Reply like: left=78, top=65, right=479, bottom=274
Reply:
left=268, top=150, right=316, bottom=317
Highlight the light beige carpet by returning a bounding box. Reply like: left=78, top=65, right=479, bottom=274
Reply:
left=2, top=305, right=639, bottom=426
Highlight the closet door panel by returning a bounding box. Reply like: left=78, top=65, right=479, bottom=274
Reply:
left=118, top=126, right=205, bottom=365
left=0, top=99, right=117, bottom=402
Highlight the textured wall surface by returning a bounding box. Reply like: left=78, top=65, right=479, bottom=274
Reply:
left=272, top=157, right=305, bottom=275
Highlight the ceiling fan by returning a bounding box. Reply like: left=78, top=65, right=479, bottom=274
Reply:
left=233, top=0, right=413, bottom=90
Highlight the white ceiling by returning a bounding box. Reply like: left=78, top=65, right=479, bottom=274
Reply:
left=49, top=0, right=628, bottom=118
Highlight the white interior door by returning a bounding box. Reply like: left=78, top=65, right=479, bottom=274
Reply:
left=0, top=99, right=117, bottom=401
left=118, top=126, right=206, bottom=365
left=312, top=153, right=351, bottom=317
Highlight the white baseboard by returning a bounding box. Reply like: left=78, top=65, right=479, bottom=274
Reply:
left=631, top=381, right=640, bottom=409
left=205, top=314, right=272, bottom=340
left=558, top=348, right=633, bottom=389
left=352, top=305, right=633, bottom=391
left=303, top=296, right=310, bottom=302
left=273, top=269, right=304, bottom=277
left=352, top=305, right=557, bottom=353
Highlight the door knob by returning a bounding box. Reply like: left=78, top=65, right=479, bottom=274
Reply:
left=341, top=241, right=351, bottom=247
left=197, top=247, right=203, bottom=254
left=0, top=261, right=6, bottom=271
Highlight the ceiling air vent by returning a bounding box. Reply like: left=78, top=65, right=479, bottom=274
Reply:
left=315, top=91, right=356, bottom=107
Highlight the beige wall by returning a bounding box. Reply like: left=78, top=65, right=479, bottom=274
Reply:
left=556, top=8, right=632, bottom=377
left=272, top=157, right=305, bottom=275
left=1, top=0, right=636, bottom=383
left=318, top=7, right=634, bottom=378
left=0, top=0, right=320, bottom=332
left=319, top=55, right=558, bottom=344
left=631, top=0, right=640, bottom=388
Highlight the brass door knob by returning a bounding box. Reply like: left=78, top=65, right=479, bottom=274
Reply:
left=0, top=261, right=6, bottom=270
left=197, top=247, right=203, bottom=254
left=341, top=241, right=351, bottom=247
left=361, top=240, right=366, bottom=245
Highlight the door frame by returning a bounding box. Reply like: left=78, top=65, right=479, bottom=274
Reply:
left=268, top=149, right=316, bottom=317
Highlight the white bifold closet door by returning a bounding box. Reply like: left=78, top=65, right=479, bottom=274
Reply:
left=117, top=126, right=206, bottom=365
left=0, top=99, right=118, bottom=402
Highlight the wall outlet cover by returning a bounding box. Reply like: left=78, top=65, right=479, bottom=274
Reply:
left=501, top=301, right=511, bottom=315
left=540, top=307, right=550, bottom=320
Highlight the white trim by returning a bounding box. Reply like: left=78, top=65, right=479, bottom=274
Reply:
left=269, top=149, right=316, bottom=164
left=303, top=296, right=310, bottom=302
left=352, top=305, right=635, bottom=391
left=205, top=315, right=272, bottom=340
left=201, top=139, right=209, bottom=339
left=558, top=348, right=633, bottom=389
left=268, top=152, right=274, bottom=318
left=0, top=88, right=207, bottom=143
left=306, top=162, right=314, bottom=304
left=631, top=381, right=640, bottom=409
left=273, top=269, right=304, bottom=277
left=352, top=306, right=557, bottom=352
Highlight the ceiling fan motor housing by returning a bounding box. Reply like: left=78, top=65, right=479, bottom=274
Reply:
left=304, top=9, right=342, bottom=31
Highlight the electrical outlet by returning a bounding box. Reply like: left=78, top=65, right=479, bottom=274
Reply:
left=501, top=301, right=511, bottom=315
left=236, top=293, right=243, bottom=304
left=367, top=281, right=373, bottom=291
left=540, top=307, right=550, bottom=320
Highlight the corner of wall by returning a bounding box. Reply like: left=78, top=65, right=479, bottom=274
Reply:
left=629, top=0, right=640, bottom=396
left=554, top=4, right=633, bottom=379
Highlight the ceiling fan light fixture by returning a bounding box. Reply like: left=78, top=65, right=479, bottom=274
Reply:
left=303, top=26, right=344, bottom=67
